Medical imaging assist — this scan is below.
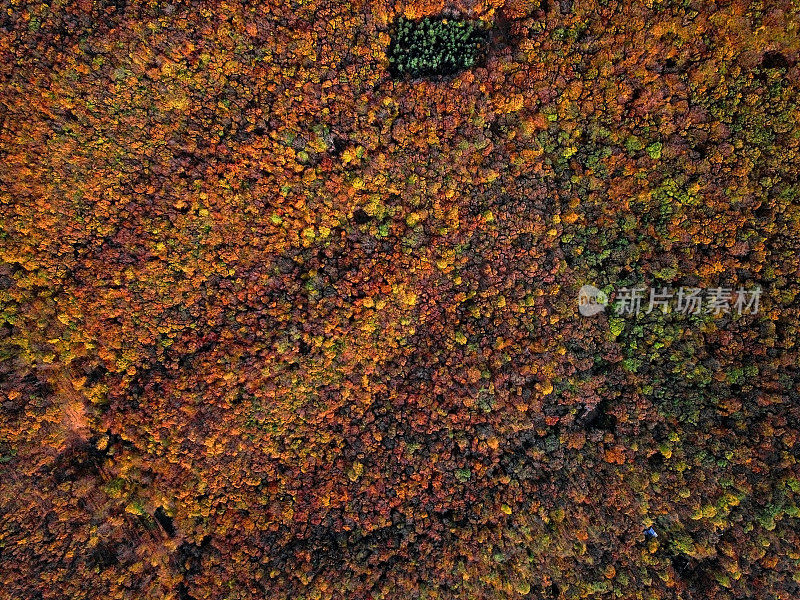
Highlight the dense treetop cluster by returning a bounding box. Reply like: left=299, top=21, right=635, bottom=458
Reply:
left=389, top=16, right=488, bottom=77
left=1, top=0, right=799, bottom=599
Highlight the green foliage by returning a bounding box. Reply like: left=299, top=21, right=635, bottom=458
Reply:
left=389, top=16, right=488, bottom=78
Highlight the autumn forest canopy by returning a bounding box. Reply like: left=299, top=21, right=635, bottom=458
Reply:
left=1, top=0, right=799, bottom=599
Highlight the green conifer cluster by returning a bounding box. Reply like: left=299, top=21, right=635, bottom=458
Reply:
left=389, top=16, right=488, bottom=78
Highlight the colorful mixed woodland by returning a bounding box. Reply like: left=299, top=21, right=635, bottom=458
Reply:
left=1, top=0, right=799, bottom=598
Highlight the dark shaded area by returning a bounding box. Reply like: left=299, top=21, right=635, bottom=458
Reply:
left=87, top=542, right=121, bottom=571
left=48, top=441, right=105, bottom=484
left=580, top=400, right=617, bottom=433
left=761, top=50, right=789, bottom=70
left=671, top=555, right=722, bottom=595
left=353, top=208, right=372, bottom=224
left=177, top=583, right=197, bottom=600
left=176, top=536, right=211, bottom=577
left=154, top=507, right=176, bottom=537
